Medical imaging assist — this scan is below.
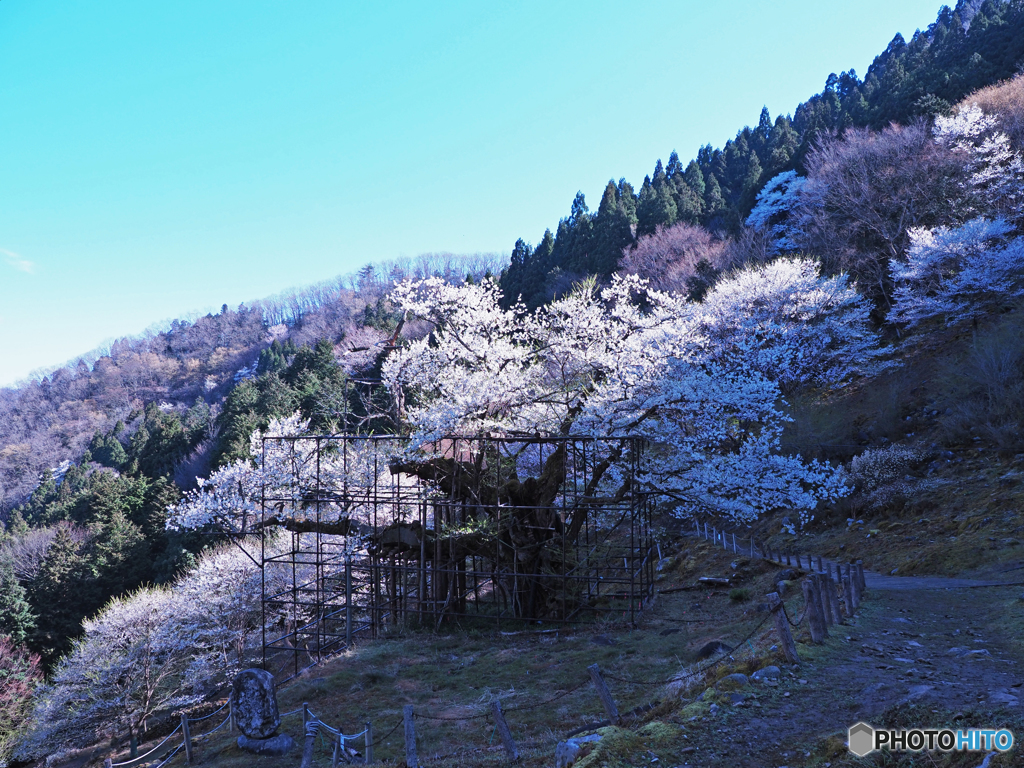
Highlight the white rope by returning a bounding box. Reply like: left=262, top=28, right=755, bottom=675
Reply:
left=280, top=707, right=303, bottom=717
left=109, top=724, right=182, bottom=766
left=310, top=718, right=367, bottom=741
left=188, top=700, right=229, bottom=722
left=150, top=743, right=184, bottom=768
left=203, top=713, right=232, bottom=735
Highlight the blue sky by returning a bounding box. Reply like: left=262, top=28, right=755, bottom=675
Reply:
left=0, top=0, right=944, bottom=386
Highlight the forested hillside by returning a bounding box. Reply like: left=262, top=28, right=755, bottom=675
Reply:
left=2, top=1, right=1024, bottom=763
left=0, top=252, right=501, bottom=673
left=501, top=0, right=1024, bottom=309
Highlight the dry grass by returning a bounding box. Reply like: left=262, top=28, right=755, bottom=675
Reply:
left=961, top=73, right=1024, bottom=151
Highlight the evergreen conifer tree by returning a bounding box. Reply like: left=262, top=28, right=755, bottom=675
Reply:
left=0, top=559, right=35, bottom=646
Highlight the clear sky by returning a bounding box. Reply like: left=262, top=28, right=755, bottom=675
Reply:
left=0, top=0, right=945, bottom=386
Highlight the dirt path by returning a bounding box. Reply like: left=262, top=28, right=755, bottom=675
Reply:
left=672, top=568, right=1024, bottom=767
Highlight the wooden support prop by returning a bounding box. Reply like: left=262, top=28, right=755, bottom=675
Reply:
left=300, top=719, right=319, bottom=768
left=346, top=555, right=353, bottom=647
left=712, top=527, right=717, bottom=546
left=732, top=533, right=738, bottom=553
left=749, top=538, right=754, bottom=558
left=180, top=713, right=193, bottom=765
left=229, top=699, right=235, bottom=733
left=129, top=728, right=138, bottom=759
left=767, top=592, right=799, bottom=664
left=332, top=731, right=340, bottom=768
left=802, top=579, right=826, bottom=643
left=491, top=700, right=520, bottom=762
left=785, top=552, right=791, bottom=566
left=403, top=705, right=418, bottom=768
left=698, top=577, right=730, bottom=586
left=703, top=522, right=708, bottom=540
left=365, top=721, right=374, bottom=764
left=303, top=702, right=310, bottom=726
left=587, top=664, right=620, bottom=725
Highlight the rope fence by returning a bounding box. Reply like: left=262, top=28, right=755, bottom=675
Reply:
left=689, top=517, right=870, bottom=661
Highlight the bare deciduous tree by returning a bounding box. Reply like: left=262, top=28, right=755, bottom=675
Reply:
left=796, top=121, right=963, bottom=313
left=618, top=222, right=727, bottom=293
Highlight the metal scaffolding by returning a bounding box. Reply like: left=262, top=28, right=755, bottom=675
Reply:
left=259, top=434, right=655, bottom=679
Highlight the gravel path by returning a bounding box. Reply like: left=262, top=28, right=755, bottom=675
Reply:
left=673, top=565, right=1024, bottom=767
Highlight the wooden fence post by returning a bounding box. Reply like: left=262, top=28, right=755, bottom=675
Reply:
left=303, top=702, right=310, bottom=727
left=826, top=571, right=843, bottom=625
left=403, top=705, right=418, bottom=768
left=802, top=579, right=826, bottom=643
left=331, top=731, right=340, bottom=768
left=851, top=566, right=863, bottom=609
left=855, top=561, right=866, bottom=593
left=587, top=664, right=620, bottom=725
left=842, top=573, right=857, bottom=615
left=732, top=533, right=738, bottom=553
left=813, top=573, right=832, bottom=630
left=365, top=721, right=374, bottom=764
left=491, top=699, right=520, bottom=762
left=180, top=713, right=193, bottom=765
left=767, top=592, right=799, bottom=664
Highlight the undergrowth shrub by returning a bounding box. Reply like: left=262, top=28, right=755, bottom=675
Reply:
left=840, top=445, right=924, bottom=513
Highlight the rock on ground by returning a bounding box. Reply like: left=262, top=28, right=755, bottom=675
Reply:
left=554, top=733, right=602, bottom=768
left=237, top=733, right=295, bottom=756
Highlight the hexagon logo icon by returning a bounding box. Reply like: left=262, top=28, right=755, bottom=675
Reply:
left=848, top=722, right=875, bottom=757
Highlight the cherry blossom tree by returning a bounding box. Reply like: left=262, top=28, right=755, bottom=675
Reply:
left=933, top=104, right=1024, bottom=218
left=695, top=257, right=886, bottom=394
left=381, top=274, right=849, bottom=524
left=889, top=217, right=1024, bottom=328
left=15, top=544, right=285, bottom=759
left=745, top=170, right=806, bottom=254
left=17, top=586, right=194, bottom=759
left=165, top=273, right=869, bottom=622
